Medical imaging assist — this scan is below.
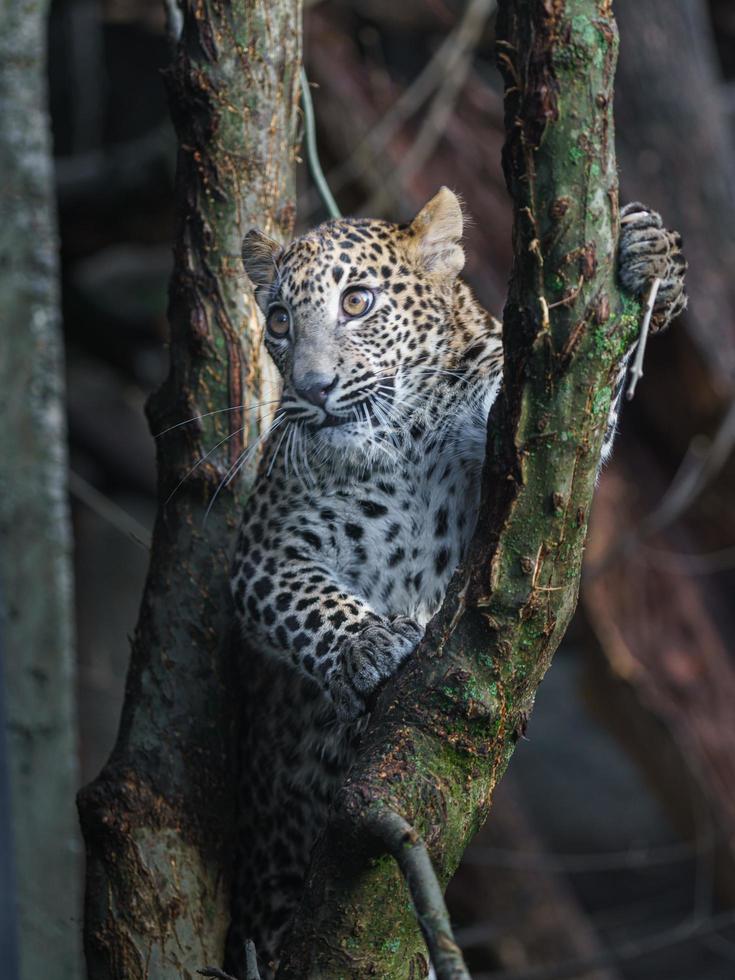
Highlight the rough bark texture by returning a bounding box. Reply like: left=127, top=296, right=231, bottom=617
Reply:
left=0, top=2, right=83, bottom=978
left=76, top=2, right=300, bottom=977
left=277, top=2, right=638, bottom=975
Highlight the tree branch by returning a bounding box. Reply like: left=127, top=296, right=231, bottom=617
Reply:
left=278, top=1, right=638, bottom=975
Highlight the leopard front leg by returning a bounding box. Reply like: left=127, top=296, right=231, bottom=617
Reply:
left=331, top=615, right=423, bottom=720
left=231, top=542, right=423, bottom=722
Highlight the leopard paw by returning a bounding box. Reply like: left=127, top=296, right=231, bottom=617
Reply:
left=619, top=202, right=687, bottom=332
left=331, top=616, right=423, bottom=722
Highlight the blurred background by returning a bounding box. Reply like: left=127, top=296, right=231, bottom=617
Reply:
left=3, top=0, right=735, bottom=977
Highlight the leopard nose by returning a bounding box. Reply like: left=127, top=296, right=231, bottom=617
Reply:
left=294, top=372, right=338, bottom=408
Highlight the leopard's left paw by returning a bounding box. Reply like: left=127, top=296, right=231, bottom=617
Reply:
left=331, top=616, right=423, bottom=722
left=619, top=202, right=687, bottom=333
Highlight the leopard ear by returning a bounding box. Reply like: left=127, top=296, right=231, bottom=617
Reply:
left=242, top=228, right=283, bottom=305
left=408, top=187, right=464, bottom=278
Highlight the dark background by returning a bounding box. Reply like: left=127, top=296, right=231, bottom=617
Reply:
left=46, top=1, right=735, bottom=976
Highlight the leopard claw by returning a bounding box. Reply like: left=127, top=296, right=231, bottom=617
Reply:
left=618, top=202, right=687, bottom=333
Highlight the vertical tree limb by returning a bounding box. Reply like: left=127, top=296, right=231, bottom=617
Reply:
left=277, top=2, right=639, bottom=975
left=0, top=1, right=83, bottom=977
left=76, top=2, right=301, bottom=977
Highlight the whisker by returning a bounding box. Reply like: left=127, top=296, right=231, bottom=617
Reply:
left=363, top=402, right=373, bottom=440
left=284, top=425, right=296, bottom=478
left=371, top=393, right=403, bottom=438
left=370, top=397, right=397, bottom=435
left=203, top=415, right=286, bottom=524
left=164, top=424, right=246, bottom=510
left=155, top=397, right=281, bottom=438
left=225, top=415, right=287, bottom=490
left=289, top=422, right=303, bottom=487
left=294, top=422, right=313, bottom=491
left=266, top=424, right=290, bottom=477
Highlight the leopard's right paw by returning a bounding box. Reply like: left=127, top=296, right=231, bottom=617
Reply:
left=331, top=616, right=423, bottom=722
left=618, top=202, right=687, bottom=333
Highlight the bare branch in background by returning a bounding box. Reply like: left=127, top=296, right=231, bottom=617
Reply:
left=588, top=398, right=735, bottom=579
left=68, top=470, right=152, bottom=551
left=358, top=0, right=497, bottom=215
left=303, top=0, right=496, bottom=219
left=616, top=0, right=735, bottom=392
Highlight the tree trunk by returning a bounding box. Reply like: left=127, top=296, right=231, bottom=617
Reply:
left=0, top=2, right=83, bottom=978
left=277, top=2, right=637, bottom=975
left=76, top=2, right=301, bottom=977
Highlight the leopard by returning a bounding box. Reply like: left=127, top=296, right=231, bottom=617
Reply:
left=224, top=188, right=686, bottom=978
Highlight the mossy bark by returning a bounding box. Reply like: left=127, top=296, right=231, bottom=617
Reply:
left=277, top=2, right=637, bottom=976
left=77, top=2, right=300, bottom=977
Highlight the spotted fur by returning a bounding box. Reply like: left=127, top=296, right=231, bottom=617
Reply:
left=225, top=189, right=686, bottom=977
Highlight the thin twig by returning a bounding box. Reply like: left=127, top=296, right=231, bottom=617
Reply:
left=643, top=400, right=735, bottom=535
left=300, top=68, right=341, bottom=219
left=625, top=276, right=660, bottom=401
left=365, top=808, right=471, bottom=980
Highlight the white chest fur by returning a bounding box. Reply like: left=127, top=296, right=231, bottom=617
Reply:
left=313, top=375, right=498, bottom=625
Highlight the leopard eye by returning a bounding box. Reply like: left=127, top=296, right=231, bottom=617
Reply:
left=266, top=304, right=290, bottom=338
left=341, top=286, right=374, bottom=319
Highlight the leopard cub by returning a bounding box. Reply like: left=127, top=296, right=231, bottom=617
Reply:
left=226, top=189, right=686, bottom=976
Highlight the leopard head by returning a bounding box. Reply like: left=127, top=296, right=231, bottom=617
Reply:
left=242, top=188, right=466, bottom=457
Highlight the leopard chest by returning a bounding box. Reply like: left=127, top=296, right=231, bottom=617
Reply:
left=317, top=430, right=485, bottom=625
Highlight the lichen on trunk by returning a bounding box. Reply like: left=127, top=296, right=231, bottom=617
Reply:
left=277, top=1, right=638, bottom=975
